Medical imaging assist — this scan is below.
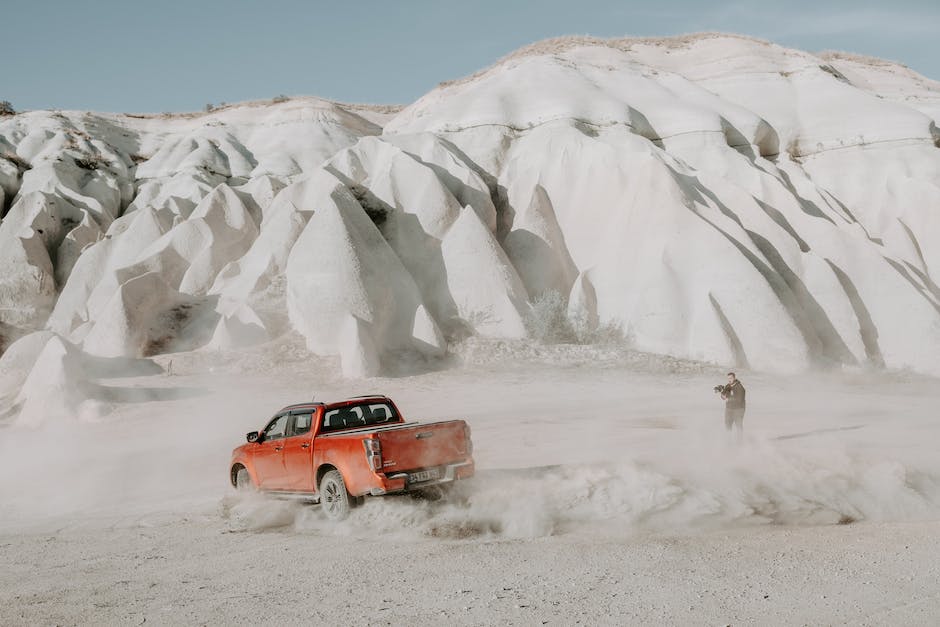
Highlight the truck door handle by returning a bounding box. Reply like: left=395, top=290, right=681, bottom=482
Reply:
left=301, top=443, right=310, bottom=449
left=274, top=446, right=283, bottom=452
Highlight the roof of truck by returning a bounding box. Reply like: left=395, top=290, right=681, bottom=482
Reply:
left=280, top=395, right=390, bottom=413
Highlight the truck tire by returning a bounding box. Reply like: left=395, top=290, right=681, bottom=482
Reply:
left=319, top=470, right=352, bottom=520
left=235, top=467, right=252, bottom=491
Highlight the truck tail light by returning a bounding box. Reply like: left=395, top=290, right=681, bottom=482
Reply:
left=363, top=438, right=383, bottom=472
left=463, top=423, right=473, bottom=456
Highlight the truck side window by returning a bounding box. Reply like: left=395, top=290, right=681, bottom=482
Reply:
left=322, top=409, right=340, bottom=432
left=263, top=414, right=289, bottom=441
left=292, top=413, right=312, bottom=436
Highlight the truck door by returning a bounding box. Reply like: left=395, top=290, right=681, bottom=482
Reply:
left=253, top=413, right=290, bottom=489
left=282, top=410, right=316, bottom=492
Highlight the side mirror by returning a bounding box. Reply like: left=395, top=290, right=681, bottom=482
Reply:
left=247, top=431, right=260, bottom=443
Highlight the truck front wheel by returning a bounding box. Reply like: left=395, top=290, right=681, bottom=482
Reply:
left=319, top=470, right=352, bottom=520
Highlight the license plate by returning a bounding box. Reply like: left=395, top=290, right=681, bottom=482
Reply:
left=409, top=468, right=440, bottom=483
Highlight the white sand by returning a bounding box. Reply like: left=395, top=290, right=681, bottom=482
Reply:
left=1, top=342, right=938, bottom=624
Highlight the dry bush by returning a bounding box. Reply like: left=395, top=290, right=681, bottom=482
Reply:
left=525, top=289, right=626, bottom=346
left=524, top=290, right=576, bottom=344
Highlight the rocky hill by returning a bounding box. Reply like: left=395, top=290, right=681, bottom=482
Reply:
left=2, top=33, right=939, bottom=386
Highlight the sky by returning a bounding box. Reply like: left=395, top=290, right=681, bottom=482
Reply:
left=2, top=0, right=938, bottom=113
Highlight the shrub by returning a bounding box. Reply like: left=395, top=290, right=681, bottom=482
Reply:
left=74, top=155, right=103, bottom=171
left=572, top=315, right=626, bottom=346
left=525, top=289, right=626, bottom=345
left=524, top=290, right=577, bottom=344
left=349, top=184, right=389, bottom=226
left=0, top=101, right=14, bottom=116
left=272, top=94, right=289, bottom=103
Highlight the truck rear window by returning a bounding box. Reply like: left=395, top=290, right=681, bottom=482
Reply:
left=321, top=402, right=398, bottom=432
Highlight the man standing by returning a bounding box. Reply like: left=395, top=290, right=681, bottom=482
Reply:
left=720, top=372, right=746, bottom=439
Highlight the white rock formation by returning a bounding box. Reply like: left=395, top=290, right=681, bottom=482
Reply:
left=207, top=304, right=268, bottom=351
left=339, top=315, right=381, bottom=378
left=440, top=208, right=529, bottom=339
left=384, top=34, right=940, bottom=374
left=503, top=184, right=578, bottom=299
left=0, top=330, right=58, bottom=401
left=1, top=34, right=939, bottom=377
left=81, top=272, right=181, bottom=358
left=0, top=332, right=97, bottom=426
left=0, top=330, right=162, bottom=425
left=11, top=334, right=88, bottom=427
left=285, top=170, right=445, bottom=364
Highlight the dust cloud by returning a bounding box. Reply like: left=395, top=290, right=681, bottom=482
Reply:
left=2, top=346, right=939, bottom=539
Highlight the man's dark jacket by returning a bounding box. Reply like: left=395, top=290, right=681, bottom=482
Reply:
left=722, top=380, right=746, bottom=409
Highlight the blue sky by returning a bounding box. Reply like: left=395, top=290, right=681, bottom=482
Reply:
left=2, top=0, right=938, bottom=113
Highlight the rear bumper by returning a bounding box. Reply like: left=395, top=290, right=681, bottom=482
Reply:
left=369, top=459, right=474, bottom=496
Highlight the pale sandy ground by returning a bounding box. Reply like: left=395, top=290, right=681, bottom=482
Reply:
left=1, top=344, right=939, bottom=625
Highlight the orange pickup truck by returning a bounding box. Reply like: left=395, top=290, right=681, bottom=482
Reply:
left=229, top=395, right=474, bottom=519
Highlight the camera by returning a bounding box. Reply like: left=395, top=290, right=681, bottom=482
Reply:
left=713, top=385, right=725, bottom=393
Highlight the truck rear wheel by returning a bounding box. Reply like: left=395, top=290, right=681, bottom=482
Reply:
left=319, top=470, right=352, bottom=520
left=234, top=466, right=252, bottom=491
